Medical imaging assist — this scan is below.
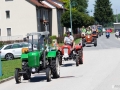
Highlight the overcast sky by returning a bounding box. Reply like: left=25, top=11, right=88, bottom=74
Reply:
left=88, top=0, right=120, bottom=16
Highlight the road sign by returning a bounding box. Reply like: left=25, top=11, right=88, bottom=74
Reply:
left=0, top=53, right=2, bottom=76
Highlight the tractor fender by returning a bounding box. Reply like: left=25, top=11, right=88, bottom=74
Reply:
left=47, top=50, right=57, bottom=58
left=74, top=45, right=82, bottom=50
left=21, top=53, right=28, bottom=59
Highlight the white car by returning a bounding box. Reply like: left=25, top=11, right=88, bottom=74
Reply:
left=102, top=28, right=106, bottom=33
left=0, top=42, right=37, bottom=60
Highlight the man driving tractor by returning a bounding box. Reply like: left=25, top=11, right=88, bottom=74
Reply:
left=64, top=31, right=74, bottom=48
left=81, top=26, right=86, bottom=36
left=86, top=26, right=92, bottom=34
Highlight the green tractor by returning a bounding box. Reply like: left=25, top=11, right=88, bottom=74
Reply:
left=15, top=31, right=60, bottom=83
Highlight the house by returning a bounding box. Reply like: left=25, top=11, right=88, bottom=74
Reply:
left=0, top=0, right=65, bottom=41
left=113, top=23, right=120, bottom=32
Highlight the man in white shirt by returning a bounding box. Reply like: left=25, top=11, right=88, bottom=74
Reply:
left=64, top=31, right=74, bottom=47
left=115, top=30, right=119, bottom=38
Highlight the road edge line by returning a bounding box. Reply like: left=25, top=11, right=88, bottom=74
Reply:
left=0, top=76, right=14, bottom=84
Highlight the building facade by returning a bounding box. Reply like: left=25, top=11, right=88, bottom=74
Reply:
left=0, top=0, right=65, bottom=41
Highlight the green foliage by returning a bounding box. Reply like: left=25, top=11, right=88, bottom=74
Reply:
left=114, top=14, right=120, bottom=22
left=49, top=35, right=57, bottom=40
left=61, top=9, right=95, bottom=33
left=61, top=0, right=88, bottom=13
left=94, top=0, right=114, bottom=25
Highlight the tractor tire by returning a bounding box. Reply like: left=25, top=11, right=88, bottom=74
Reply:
left=94, top=39, right=97, bottom=47
left=15, top=68, right=21, bottom=84
left=22, top=61, right=31, bottom=80
left=76, top=56, right=79, bottom=66
left=78, top=50, right=83, bottom=64
left=82, top=39, right=85, bottom=47
left=58, top=51, right=62, bottom=65
left=51, top=57, right=60, bottom=78
left=46, top=67, right=51, bottom=82
left=23, top=71, right=31, bottom=80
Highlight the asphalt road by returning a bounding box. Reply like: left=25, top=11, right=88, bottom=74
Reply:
left=1, top=33, right=120, bottom=90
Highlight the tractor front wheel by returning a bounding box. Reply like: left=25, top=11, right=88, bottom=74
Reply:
left=94, top=39, right=97, bottom=47
left=76, top=56, right=79, bottom=66
left=15, top=68, right=21, bottom=84
left=78, top=50, right=83, bottom=64
left=46, top=67, right=51, bottom=82
left=51, top=57, right=60, bottom=78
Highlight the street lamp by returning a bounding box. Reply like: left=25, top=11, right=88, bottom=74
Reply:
left=69, top=0, right=73, bottom=35
left=69, top=0, right=77, bottom=35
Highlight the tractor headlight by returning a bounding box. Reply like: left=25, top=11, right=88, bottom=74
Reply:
left=22, top=62, right=25, bottom=65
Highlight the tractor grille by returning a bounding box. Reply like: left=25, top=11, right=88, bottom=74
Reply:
left=64, top=48, right=68, bottom=54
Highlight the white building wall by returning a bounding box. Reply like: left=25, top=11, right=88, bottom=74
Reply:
left=52, top=9, right=58, bottom=36
left=0, top=0, right=37, bottom=40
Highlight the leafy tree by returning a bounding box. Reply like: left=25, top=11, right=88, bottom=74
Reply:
left=114, top=14, right=120, bottom=22
left=61, top=10, right=95, bottom=34
left=61, top=0, right=88, bottom=13
left=94, top=0, right=114, bottom=26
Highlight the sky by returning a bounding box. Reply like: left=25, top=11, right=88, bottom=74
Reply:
left=88, top=0, right=120, bottom=16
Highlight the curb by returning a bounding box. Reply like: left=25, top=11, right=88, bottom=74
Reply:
left=0, top=76, right=14, bottom=84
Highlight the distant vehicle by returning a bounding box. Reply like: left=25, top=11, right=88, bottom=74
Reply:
left=0, top=42, right=37, bottom=60
left=106, top=28, right=112, bottom=33
left=97, top=25, right=103, bottom=36
left=102, top=28, right=106, bottom=33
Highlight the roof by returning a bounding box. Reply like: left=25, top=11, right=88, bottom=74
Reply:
left=29, top=0, right=51, bottom=8
left=113, top=23, right=120, bottom=25
left=27, top=31, right=49, bottom=36
left=46, top=0, right=63, bottom=9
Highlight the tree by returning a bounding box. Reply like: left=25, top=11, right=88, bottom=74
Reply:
left=114, top=14, right=120, bottom=22
left=94, top=0, right=114, bottom=26
left=61, top=0, right=88, bottom=13
left=61, top=10, right=95, bottom=34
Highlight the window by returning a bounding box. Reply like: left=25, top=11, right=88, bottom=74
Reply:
left=5, top=0, right=13, bottom=1
left=12, top=44, right=21, bottom=49
left=0, top=29, right=1, bottom=36
left=6, top=11, right=10, bottom=18
left=7, top=28, right=11, bottom=36
left=21, top=43, right=29, bottom=47
left=4, top=45, right=12, bottom=50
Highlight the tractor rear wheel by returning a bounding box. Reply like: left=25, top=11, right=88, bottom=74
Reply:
left=51, top=57, right=60, bottom=78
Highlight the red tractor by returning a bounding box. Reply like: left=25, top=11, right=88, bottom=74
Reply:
left=58, top=43, right=83, bottom=66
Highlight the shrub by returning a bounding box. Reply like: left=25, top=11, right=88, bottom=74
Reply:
left=49, top=35, right=57, bottom=40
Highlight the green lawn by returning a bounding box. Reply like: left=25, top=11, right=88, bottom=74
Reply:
left=0, top=59, right=21, bottom=80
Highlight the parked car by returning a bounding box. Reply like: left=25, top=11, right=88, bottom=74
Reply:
left=0, top=42, right=37, bottom=60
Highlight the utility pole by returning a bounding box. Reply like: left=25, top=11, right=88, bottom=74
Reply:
left=116, top=9, right=118, bottom=23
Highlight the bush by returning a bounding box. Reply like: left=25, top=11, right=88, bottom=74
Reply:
left=49, top=35, right=57, bottom=40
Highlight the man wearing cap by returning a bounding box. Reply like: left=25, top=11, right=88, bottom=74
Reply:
left=64, top=31, right=74, bottom=47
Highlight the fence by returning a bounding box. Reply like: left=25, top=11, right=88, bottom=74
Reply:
left=0, top=35, right=24, bottom=46
left=0, top=35, right=23, bottom=41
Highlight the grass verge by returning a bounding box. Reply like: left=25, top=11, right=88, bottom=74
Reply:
left=0, top=59, right=21, bottom=81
